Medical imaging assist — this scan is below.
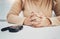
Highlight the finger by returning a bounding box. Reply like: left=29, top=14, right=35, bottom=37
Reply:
left=35, top=13, right=40, bottom=17
left=31, top=24, right=44, bottom=28
left=28, top=21, right=44, bottom=28
left=31, top=12, right=39, bottom=17
left=31, top=17, right=38, bottom=21
left=29, top=12, right=35, bottom=18
left=33, top=23, right=45, bottom=28
left=31, top=21, right=41, bottom=26
left=34, top=26, right=43, bottom=28
left=31, top=21, right=44, bottom=27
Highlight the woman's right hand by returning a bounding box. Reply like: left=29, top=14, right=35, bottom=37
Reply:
left=23, top=13, right=34, bottom=26
left=23, top=12, right=42, bottom=26
left=23, top=17, right=32, bottom=26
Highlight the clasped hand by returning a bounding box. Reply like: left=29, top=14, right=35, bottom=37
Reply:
left=24, top=13, right=51, bottom=28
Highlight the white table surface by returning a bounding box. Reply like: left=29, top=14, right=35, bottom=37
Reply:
left=0, top=22, right=60, bottom=39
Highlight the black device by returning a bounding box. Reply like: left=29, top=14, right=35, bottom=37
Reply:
left=1, top=25, right=23, bottom=33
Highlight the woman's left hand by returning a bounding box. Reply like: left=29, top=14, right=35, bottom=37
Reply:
left=30, top=16, right=51, bottom=28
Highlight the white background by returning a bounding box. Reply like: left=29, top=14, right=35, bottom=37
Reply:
left=0, top=0, right=60, bottom=39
